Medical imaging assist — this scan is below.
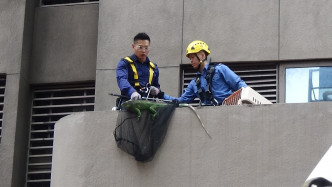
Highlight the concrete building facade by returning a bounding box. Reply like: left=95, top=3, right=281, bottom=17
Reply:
left=0, top=0, right=332, bottom=186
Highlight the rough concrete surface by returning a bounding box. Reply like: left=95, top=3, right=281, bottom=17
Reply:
left=52, top=102, right=332, bottom=187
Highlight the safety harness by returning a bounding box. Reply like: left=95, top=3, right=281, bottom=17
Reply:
left=116, top=57, right=156, bottom=110
left=195, top=64, right=219, bottom=105
left=124, top=56, right=155, bottom=89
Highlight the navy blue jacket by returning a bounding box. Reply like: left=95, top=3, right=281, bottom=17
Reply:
left=116, top=54, right=160, bottom=97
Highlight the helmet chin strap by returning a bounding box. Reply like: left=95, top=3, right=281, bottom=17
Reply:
left=194, top=53, right=207, bottom=70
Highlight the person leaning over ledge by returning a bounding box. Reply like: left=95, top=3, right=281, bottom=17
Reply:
left=157, top=40, right=248, bottom=105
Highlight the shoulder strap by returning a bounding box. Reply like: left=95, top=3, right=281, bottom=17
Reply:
left=148, top=62, right=155, bottom=85
left=206, top=64, right=219, bottom=105
left=195, top=75, right=205, bottom=100
left=205, top=64, right=216, bottom=93
left=195, top=64, right=215, bottom=98
left=124, top=57, right=140, bottom=87
left=194, top=63, right=219, bottom=105
left=124, top=57, right=155, bottom=87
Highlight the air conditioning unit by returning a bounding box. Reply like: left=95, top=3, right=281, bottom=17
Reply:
left=222, top=87, right=272, bottom=105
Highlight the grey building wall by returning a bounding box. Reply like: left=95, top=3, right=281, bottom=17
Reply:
left=183, top=0, right=279, bottom=62
left=280, top=0, right=332, bottom=59
left=0, top=0, right=36, bottom=186
left=1, top=2, right=99, bottom=187
left=94, top=0, right=332, bottom=110
left=51, top=103, right=332, bottom=186
left=30, top=4, right=98, bottom=84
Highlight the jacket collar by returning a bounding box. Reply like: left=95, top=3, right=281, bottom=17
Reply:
left=130, top=54, right=150, bottom=64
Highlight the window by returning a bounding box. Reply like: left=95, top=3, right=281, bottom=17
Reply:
left=41, top=0, right=99, bottom=6
left=26, top=82, right=95, bottom=187
left=286, top=66, right=332, bottom=103
left=0, top=75, right=6, bottom=144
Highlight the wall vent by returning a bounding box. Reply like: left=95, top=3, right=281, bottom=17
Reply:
left=0, top=74, right=6, bottom=144
left=41, top=0, right=99, bottom=6
left=26, top=82, right=95, bottom=186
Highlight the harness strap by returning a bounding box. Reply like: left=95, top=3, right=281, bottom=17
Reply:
left=205, top=65, right=215, bottom=94
left=149, top=62, right=155, bottom=85
left=195, top=77, right=204, bottom=100
left=124, top=57, right=155, bottom=87
left=124, top=57, right=139, bottom=87
left=195, top=64, right=218, bottom=105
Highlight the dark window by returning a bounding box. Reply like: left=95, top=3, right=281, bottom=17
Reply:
left=26, top=82, right=95, bottom=187
left=41, top=0, right=99, bottom=6
left=0, top=74, right=6, bottom=144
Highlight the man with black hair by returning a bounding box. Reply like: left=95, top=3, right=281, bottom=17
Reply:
left=163, top=40, right=247, bottom=105
left=116, top=32, right=162, bottom=104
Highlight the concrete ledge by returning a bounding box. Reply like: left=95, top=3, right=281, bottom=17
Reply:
left=51, top=103, right=332, bottom=186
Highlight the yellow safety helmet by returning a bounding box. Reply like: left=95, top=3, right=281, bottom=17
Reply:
left=186, top=40, right=211, bottom=58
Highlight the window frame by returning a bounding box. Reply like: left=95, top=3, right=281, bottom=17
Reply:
left=279, top=59, right=332, bottom=103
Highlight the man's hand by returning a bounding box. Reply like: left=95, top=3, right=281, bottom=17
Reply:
left=149, top=86, right=160, bottom=96
left=172, top=99, right=180, bottom=107
left=130, top=92, right=141, bottom=100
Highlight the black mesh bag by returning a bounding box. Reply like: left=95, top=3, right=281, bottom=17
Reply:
left=113, top=102, right=176, bottom=162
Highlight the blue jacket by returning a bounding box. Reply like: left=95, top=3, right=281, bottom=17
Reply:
left=116, top=54, right=160, bottom=97
left=164, top=63, right=247, bottom=105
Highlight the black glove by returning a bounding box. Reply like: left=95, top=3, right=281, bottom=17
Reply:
left=171, top=99, right=179, bottom=107
left=157, top=91, right=164, bottom=99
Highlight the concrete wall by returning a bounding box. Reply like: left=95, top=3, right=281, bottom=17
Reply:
left=0, top=0, right=35, bottom=186
left=30, top=4, right=98, bottom=84
left=0, top=1, right=25, bottom=73
left=51, top=102, right=332, bottom=186
left=94, top=0, right=332, bottom=110
left=280, top=0, right=332, bottom=59
left=183, top=0, right=279, bottom=62
left=1, top=2, right=99, bottom=186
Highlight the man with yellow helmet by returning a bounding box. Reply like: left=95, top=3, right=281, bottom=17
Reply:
left=163, top=40, right=247, bottom=105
